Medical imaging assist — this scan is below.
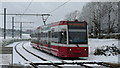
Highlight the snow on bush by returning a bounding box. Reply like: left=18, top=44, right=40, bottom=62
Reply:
left=1, top=38, right=31, bottom=47
left=94, top=45, right=120, bottom=56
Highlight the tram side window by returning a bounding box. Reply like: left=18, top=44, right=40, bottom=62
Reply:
left=40, top=32, right=44, bottom=42
left=54, top=32, right=58, bottom=38
left=38, top=33, right=41, bottom=40
left=60, top=31, right=67, bottom=44
left=52, top=32, right=59, bottom=43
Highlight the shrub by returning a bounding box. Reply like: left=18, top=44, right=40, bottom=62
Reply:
left=94, top=45, right=120, bottom=56
left=116, top=35, right=120, bottom=39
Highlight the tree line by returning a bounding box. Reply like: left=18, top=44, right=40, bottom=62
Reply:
left=65, top=2, right=119, bottom=38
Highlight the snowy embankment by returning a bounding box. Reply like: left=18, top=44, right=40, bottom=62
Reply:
left=0, top=34, right=31, bottom=65
left=0, top=37, right=15, bottom=46
left=0, top=34, right=31, bottom=46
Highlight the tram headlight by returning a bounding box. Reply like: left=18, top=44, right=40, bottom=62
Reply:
left=69, top=49, right=72, bottom=51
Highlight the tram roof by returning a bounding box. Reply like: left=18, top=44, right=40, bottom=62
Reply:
left=36, top=20, right=87, bottom=29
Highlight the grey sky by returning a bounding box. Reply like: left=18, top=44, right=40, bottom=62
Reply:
left=1, top=2, right=87, bottom=30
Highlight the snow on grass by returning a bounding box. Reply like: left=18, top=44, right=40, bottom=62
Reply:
left=0, top=37, right=19, bottom=46
left=88, top=38, right=118, bottom=54
left=88, top=38, right=119, bottom=63
left=88, top=55, right=118, bottom=63
left=0, top=54, right=12, bottom=64
left=0, top=35, right=31, bottom=47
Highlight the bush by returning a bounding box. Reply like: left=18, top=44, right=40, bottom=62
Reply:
left=116, top=35, right=120, bottom=39
left=94, top=45, right=120, bottom=56
left=94, top=48, right=106, bottom=56
left=89, top=35, right=97, bottom=38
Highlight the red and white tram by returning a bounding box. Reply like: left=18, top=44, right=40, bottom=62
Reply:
left=30, top=20, right=88, bottom=59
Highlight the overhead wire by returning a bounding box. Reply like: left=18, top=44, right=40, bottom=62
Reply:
left=49, top=0, right=71, bottom=13
left=17, top=0, right=33, bottom=32
left=45, top=0, right=71, bottom=24
left=19, top=0, right=33, bottom=21
left=22, top=0, right=33, bottom=14
left=34, top=0, right=71, bottom=24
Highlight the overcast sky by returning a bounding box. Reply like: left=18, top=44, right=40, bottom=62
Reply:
left=0, top=2, right=88, bottom=30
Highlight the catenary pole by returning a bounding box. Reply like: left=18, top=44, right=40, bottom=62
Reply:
left=20, top=22, right=22, bottom=38
left=12, top=17, right=14, bottom=38
left=4, top=8, right=6, bottom=39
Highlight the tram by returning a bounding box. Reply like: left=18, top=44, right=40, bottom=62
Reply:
left=30, top=20, right=88, bottom=59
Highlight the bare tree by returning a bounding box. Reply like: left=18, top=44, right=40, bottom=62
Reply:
left=65, top=10, right=80, bottom=21
left=64, top=2, right=118, bottom=38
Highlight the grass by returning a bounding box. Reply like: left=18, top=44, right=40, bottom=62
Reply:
left=2, top=64, right=33, bottom=68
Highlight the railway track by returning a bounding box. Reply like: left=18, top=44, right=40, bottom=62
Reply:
left=15, top=42, right=62, bottom=68
left=15, top=42, right=116, bottom=68
left=15, top=42, right=38, bottom=68
left=22, top=42, right=63, bottom=68
left=22, top=42, right=94, bottom=68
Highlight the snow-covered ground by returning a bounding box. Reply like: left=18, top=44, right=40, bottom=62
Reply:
left=22, top=34, right=30, bottom=39
left=88, top=39, right=119, bottom=63
left=89, top=39, right=118, bottom=54
left=0, top=42, right=28, bottom=65
left=1, top=38, right=119, bottom=65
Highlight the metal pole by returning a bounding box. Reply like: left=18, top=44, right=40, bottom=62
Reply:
left=12, top=48, right=13, bottom=65
left=43, top=21, right=46, bottom=25
left=42, top=15, right=46, bottom=25
left=4, top=8, right=6, bottom=39
left=12, top=17, right=14, bottom=38
left=41, top=15, right=50, bottom=25
left=20, top=22, right=22, bottom=38
left=118, top=2, right=120, bottom=33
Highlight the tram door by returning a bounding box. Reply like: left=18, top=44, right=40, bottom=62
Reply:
left=48, top=31, right=51, bottom=53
